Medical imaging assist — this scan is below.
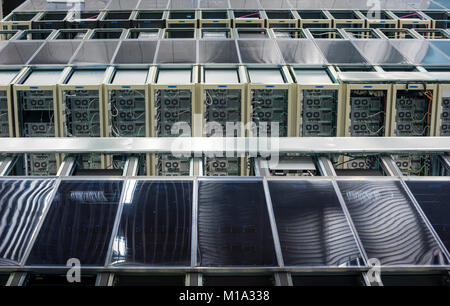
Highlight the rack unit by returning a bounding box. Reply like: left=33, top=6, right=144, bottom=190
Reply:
left=291, top=66, right=343, bottom=137
left=167, top=10, right=198, bottom=28
left=246, top=66, right=295, bottom=137
left=264, top=10, right=298, bottom=28
left=327, top=10, right=365, bottom=29
left=149, top=65, right=198, bottom=176
left=13, top=67, right=64, bottom=175
left=104, top=66, right=152, bottom=174
left=2, top=11, right=39, bottom=30
left=199, top=66, right=247, bottom=176
left=232, top=10, right=265, bottom=28
left=58, top=67, right=108, bottom=170
left=199, top=10, right=231, bottom=28
left=297, top=10, right=332, bottom=28
left=0, top=68, right=23, bottom=138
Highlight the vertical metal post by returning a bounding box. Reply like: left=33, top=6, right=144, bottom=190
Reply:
left=186, top=273, right=203, bottom=286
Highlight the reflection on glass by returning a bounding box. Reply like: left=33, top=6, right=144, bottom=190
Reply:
left=110, top=180, right=192, bottom=266
left=197, top=179, right=278, bottom=267
left=338, top=179, right=449, bottom=266
left=0, top=179, right=56, bottom=266
left=269, top=180, right=364, bottom=267
left=26, top=180, right=123, bottom=266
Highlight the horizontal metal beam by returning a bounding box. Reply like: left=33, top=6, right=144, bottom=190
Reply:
left=0, top=137, right=449, bottom=155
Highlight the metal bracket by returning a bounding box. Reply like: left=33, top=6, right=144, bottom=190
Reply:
left=274, top=272, right=293, bottom=286
left=56, top=156, right=76, bottom=176
left=122, top=156, right=140, bottom=176
left=317, top=156, right=337, bottom=176
left=381, top=156, right=403, bottom=177
left=95, top=273, right=114, bottom=286
left=6, top=272, right=27, bottom=286
left=0, top=155, right=17, bottom=176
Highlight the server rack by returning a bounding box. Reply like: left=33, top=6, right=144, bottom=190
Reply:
left=32, top=11, right=70, bottom=30
left=133, top=10, right=167, bottom=29
left=13, top=67, right=65, bottom=175
left=0, top=30, right=20, bottom=40
left=359, top=10, right=397, bottom=29
left=422, top=11, right=450, bottom=29
left=232, top=10, right=265, bottom=28
left=50, top=29, right=90, bottom=40
left=2, top=11, right=39, bottom=30
left=339, top=68, right=393, bottom=137
left=246, top=66, right=295, bottom=137
left=100, top=10, right=135, bottom=29
left=199, top=10, right=231, bottom=28
left=264, top=10, right=298, bottom=28
left=58, top=67, right=109, bottom=170
left=66, top=11, right=103, bottom=29
left=0, top=68, right=23, bottom=138
left=15, top=29, right=54, bottom=40
left=125, top=28, right=162, bottom=39
left=166, top=10, right=198, bottom=28
left=297, top=10, right=332, bottom=29
left=104, top=66, right=152, bottom=174
left=327, top=10, right=365, bottom=29
left=199, top=65, right=248, bottom=176
left=149, top=65, right=198, bottom=176
left=392, top=11, right=432, bottom=29
left=291, top=66, right=344, bottom=137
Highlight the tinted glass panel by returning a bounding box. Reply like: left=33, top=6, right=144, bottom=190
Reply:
left=0, top=179, right=56, bottom=266
left=269, top=180, right=363, bottom=267
left=337, top=180, right=449, bottom=266
left=314, top=40, right=368, bottom=64
left=406, top=180, right=450, bottom=254
left=110, top=180, right=192, bottom=266
left=197, top=179, right=278, bottom=266
left=26, top=180, right=123, bottom=266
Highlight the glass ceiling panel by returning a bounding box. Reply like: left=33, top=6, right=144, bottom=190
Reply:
left=337, top=179, right=449, bottom=267
left=0, top=178, right=56, bottom=266
left=351, top=40, right=410, bottom=65
left=390, top=40, right=450, bottom=65
left=314, top=40, right=368, bottom=64
left=109, top=180, right=193, bottom=267
left=197, top=179, right=278, bottom=267
left=277, top=40, right=328, bottom=65
left=406, top=180, right=450, bottom=255
left=25, top=179, right=123, bottom=267
left=269, top=180, right=365, bottom=267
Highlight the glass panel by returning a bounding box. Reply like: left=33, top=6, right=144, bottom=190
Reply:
left=138, top=0, right=169, bottom=9
left=390, top=40, right=450, bottom=65
left=110, top=180, right=192, bottom=266
left=269, top=180, right=364, bottom=267
left=199, top=40, right=240, bottom=64
left=25, top=180, right=123, bottom=266
left=406, top=180, right=450, bottom=254
left=0, top=179, right=56, bottom=266
left=107, top=0, right=140, bottom=10
left=113, top=40, right=157, bottom=64
left=430, top=41, right=450, bottom=58
left=0, top=41, right=43, bottom=65
left=314, top=40, right=368, bottom=64
left=197, top=179, right=278, bottom=266
left=238, top=40, right=284, bottom=64
left=70, top=40, right=120, bottom=65
left=156, top=40, right=197, bottom=64
left=277, top=40, right=328, bottom=64
left=352, top=40, right=410, bottom=65
left=199, top=0, right=229, bottom=8
left=28, top=41, right=81, bottom=65
left=170, top=0, right=199, bottom=9
left=230, top=0, right=261, bottom=9
left=337, top=179, right=449, bottom=266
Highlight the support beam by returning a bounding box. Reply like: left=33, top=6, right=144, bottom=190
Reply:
left=254, top=158, right=270, bottom=176
left=186, top=272, right=202, bottom=286
left=274, top=272, right=293, bottom=286
left=381, top=156, right=403, bottom=177
left=190, top=157, right=203, bottom=176
left=6, top=272, right=27, bottom=286
left=0, top=155, right=17, bottom=176
left=95, top=273, right=114, bottom=286
left=56, top=156, right=76, bottom=176
left=122, top=156, right=140, bottom=176
left=317, top=156, right=337, bottom=176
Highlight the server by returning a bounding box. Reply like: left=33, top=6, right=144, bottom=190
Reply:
left=0, top=68, right=22, bottom=137
left=149, top=65, right=198, bottom=176
left=58, top=67, right=108, bottom=170
left=99, top=10, right=134, bottom=28
left=104, top=66, right=151, bottom=174
left=246, top=66, right=295, bottom=137
left=126, top=28, right=161, bottom=39
left=199, top=66, right=247, bottom=176
left=390, top=82, right=437, bottom=137
left=13, top=67, right=64, bottom=175
left=291, top=66, right=343, bottom=137
left=426, top=67, right=450, bottom=136
left=339, top=68, right=392, bottom=137
left=199, top=10, right=231, bottom=28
